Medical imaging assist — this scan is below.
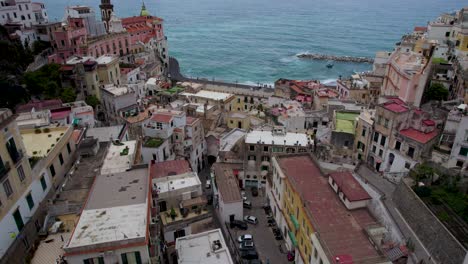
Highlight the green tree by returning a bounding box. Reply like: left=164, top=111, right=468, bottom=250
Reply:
left=85, top=95, right=100, bottom=108
left=44, top=81, right=60, bottom=99
left=59, top=87, right=76, bottom=103
left=425, top=83, right=449, bottom=101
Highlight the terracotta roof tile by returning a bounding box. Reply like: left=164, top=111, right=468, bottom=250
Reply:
left=328, top=171, right=371, bottom=202
left=151, top=160, right=191, bottom=179
left=399, top=128, right=439, bottom=144
left=277, top=155, right=381, bottom=262
left=151, top=114, right=173, bottom=123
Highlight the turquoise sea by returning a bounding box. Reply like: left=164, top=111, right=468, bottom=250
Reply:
left=44, top=0, right=463, bottom=84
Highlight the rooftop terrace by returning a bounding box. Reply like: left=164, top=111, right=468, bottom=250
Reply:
left=65, top=167, right=148, bottom=252
left=21, top=126, right=70, bottom=157
left=100, top=140, right=136, bottom=174
left=176, top=229, right=234, bottom=264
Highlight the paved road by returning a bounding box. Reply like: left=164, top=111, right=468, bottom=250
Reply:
left=235, top=189, right=288, bottom=264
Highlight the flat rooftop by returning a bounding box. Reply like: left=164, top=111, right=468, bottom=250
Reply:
left=66, top=56, right=95, bottom=65
left=102, top=85, right=132, bottom=96
left=86, top=125, right=124, bottom=142
left=277, top=155, right=384, bottom=263
left=100, top=141, right=136, bottom=174
left=96, top=55, right=117, bottom=65
left=176, top=229, right=234, bottom=264
left=245, top=130, right=310, bottom=147
left=334, top=112, right=359, bottom=134
left=181, top=90, right=234, bottom=101
left=151, top=160, right=192, bottom=179
left=154, top=172, right=200, bottom=194
left=65, top=167, right=148, bottom=251
left=21, top=126, right=70, bottom=157
left=220, top=128, right=246, bottom=152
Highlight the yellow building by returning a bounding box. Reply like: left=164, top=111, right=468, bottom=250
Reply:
left=0, top=109, right=33, bottom=224
left=226, top=112, right=251, bottom=130
left=231, top=95, right=257, bottom=112
left=283, top=175, right=314, bottom=263
left=270, top=154, right=389, bottom=264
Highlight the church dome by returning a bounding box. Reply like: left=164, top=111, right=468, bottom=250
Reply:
left=140, top=2, right=150, bottom=16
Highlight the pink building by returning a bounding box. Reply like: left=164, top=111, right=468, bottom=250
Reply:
left=381, top=50, right=431, bottom=107
left=49, top=16, right=131, bottom=64
left=122, top=15, right=164, bottom=46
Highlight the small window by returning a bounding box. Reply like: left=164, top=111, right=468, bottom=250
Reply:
left=59, top=153, right=64, bottom=165
left=40, top=174, right=47, bottom=191
left=361, top=128, right=366, bottom=137
left=17, top=165, right=25, bottom=182
left=459, top=147, right=468, bottom=157
left=456, top=160, right=464, bottom=167
left=384, top=119, right=389, bottom=128
left=372, top=145, right=376, bottom=153
left=404, top=162, right=411, bottom=169
left=3, top=179, right=13, bottom=197
left=379, top=149, right=383, bottom=157
left=373, top=132, right=379, bottom=142
left=26, top=192, right=34, bottom=210
left=263, top=146, right=268, bottom=152
left=380, top=136, right=386, bottom=147
left=249, top=145, right=255, bottom=151
left=395, top=141, right=401, bottom=150
left=407, top=147, right=415, bottom=158
left=66, top=143, right=71, bottom=154
left=49, top=164, right=56, bottom=177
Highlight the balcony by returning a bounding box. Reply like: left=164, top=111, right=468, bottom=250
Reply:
left=9, top=149, right=24, bottom=165
left=0, top=161, right=11, bottom=182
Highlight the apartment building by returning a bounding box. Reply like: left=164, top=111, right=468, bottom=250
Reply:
left=268, top=154, right=390, bottom=264
left=64, top=166, right=150, bottom=264
left=150, top=160, right=211, bottom=263
left=175, top=229, right=234, bottom=264
left=0, top=0, right=48, bottom=28
left=211, top=162, right=243, bottom=224
left=244, top=126, right=312, bottom=188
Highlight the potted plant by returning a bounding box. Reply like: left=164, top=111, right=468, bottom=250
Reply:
left=170, top=207, right=177, bottom=220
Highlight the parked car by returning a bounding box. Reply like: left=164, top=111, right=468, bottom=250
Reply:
left=205, top=180, right=211, bottom=189
left=230, top=220, right=248, bottom=230
left=251, top=186, right=258, bottom=197
left=274, top=232, right=283, bottom=240
left=238, top=234, right=253, bottom=243
left=243, top=200, right=252, bottom=209
left=244, top=215, right=258, bottom=225
left=241, top=249, right=259, bottom=260
left=239, top=240, right=255, bottom=250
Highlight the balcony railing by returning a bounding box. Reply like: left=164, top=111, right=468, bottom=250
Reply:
left=9, top=149, right=24, bottom=164
left=0, top=161, right=11, bottom=182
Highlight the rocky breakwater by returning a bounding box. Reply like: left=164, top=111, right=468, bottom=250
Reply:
left=297, top=53, right=374, bottom=63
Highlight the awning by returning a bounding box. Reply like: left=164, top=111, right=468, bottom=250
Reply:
left=290, top=214, right=299, bottom=230
left=72, top=118, right=80, bottom=125
left=288, top=231, right=297, bottom=247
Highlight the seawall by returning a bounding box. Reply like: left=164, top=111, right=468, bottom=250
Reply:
left=297, top=53, right=374, bottom=63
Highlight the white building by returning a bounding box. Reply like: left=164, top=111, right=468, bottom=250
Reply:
left=63, top=5, right=106, bottom=37
left=63, top=101, right=96, bottom=128
left=448, top=112, right=468, bottom=169
left=142, top=109, right=185, bottom=139
left=0, top=0, right=48, bottom=28
left=243, top=127, right=312, bottom=188
left=212, top=163, right=243, bottom=224
left=64, top=167, right=150, bottom=264
left=100, top=84, right=137, bottom=123
left=175, top=229, right=234, bottom=264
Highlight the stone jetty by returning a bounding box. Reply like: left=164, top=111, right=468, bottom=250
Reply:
left=296, top=53, right=374, bottom=63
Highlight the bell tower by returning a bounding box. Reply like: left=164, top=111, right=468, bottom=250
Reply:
left=100, top=0, right=114, bottom=32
